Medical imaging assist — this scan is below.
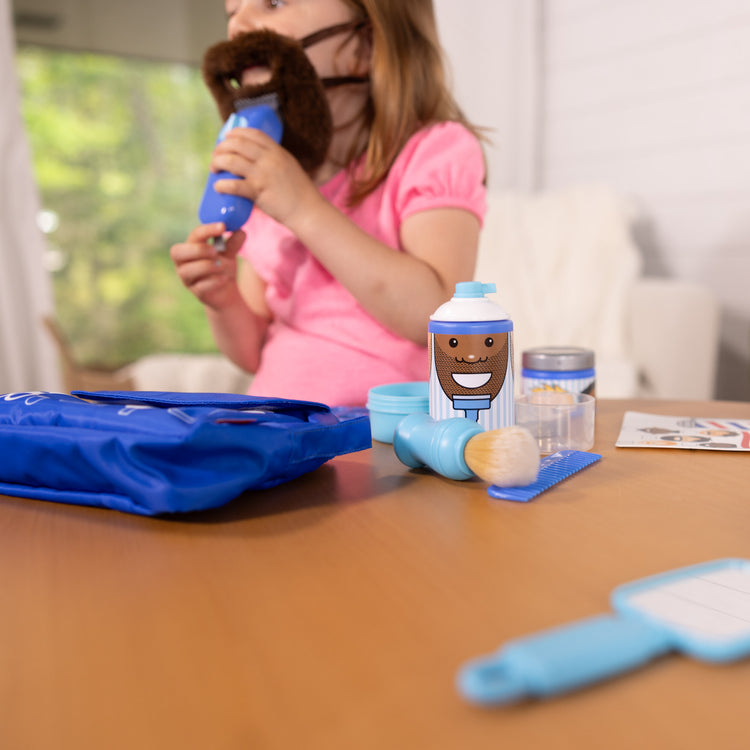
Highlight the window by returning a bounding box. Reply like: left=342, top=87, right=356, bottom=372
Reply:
left=16, top=46, right=220, bottom=367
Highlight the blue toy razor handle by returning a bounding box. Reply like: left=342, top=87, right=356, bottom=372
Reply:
left=198, top=101, right=284, bottom=234
left=393, top=413, right=483, bottom=481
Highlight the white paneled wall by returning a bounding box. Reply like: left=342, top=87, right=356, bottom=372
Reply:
left=434, top=0, right=540, bottom=190
left=540, top=0, right=750, bottom=399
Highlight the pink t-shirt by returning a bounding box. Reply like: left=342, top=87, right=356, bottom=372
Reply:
left=240, top=121, right=486, bottom=406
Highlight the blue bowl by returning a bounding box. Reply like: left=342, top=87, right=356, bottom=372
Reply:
left=366, top=381, right=429, bottom=443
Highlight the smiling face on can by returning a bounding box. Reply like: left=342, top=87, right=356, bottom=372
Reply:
left=432, top=332, right=510, bottom=401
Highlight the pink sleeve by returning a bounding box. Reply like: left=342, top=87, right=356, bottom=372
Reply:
left=393, top=122, right=487, bottom=226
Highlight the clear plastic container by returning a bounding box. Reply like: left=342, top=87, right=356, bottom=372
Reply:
left=515, top=392, right=596, bottom=455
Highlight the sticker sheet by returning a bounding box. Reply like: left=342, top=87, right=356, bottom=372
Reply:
left=616, top=412, right=750, bottom=451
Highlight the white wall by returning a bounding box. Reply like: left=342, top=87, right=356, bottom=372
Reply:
left=434, top=0, right=541, bottom=190
left=539, top=0, right=750, bottom=400
left=436, top=0, right=750, bottom=400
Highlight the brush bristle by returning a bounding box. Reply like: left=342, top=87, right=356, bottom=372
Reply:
left=463, top=426, right=540, bottom=487
left=234, top=92, right=280, bottom=112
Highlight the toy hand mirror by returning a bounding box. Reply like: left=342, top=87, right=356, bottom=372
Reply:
left=458, top=558, right=750, bottom=705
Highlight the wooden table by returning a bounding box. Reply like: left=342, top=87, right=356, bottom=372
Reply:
left=1, top=398, right=749, bottom=749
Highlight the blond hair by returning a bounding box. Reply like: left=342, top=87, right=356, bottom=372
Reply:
left=341, top=0, right=482, bottom=203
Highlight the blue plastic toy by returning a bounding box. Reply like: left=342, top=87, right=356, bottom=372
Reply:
left=458, top=558, right=750, bottom=705
left=393, top=412, right=483, bottom=481
left=198, top=93, right=283, bottom=242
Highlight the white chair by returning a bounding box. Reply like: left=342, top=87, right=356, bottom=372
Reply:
left=474, top=186, right=719, bottom=399
left=627, top=278, right=719, bottom=399
left=44, top=316, right=252, bottom=395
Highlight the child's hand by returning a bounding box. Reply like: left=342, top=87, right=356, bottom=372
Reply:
left=170, top=223, right=245, bottom=311
left=210, top=128, right=323, bottom=230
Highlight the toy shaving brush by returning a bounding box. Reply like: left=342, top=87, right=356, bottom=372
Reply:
left=393, top=414, right=540, bottom=486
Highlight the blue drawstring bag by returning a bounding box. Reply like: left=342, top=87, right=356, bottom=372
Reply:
left=0, top=390, right=371, bottom=516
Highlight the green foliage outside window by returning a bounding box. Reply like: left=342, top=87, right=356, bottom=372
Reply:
left=17, top=47, right=221, bottom=367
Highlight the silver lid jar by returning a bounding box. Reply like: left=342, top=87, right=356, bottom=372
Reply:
left=521, top=346, right=595, bottom=396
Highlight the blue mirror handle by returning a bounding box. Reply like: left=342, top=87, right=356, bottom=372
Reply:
left=457, top=614, right=672, bottom=705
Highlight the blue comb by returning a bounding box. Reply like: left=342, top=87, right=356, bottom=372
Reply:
left=487, top=450, right=601, bottom=502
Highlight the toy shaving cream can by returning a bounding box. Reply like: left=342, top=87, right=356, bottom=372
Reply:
left=429, top=282, right=514, bottom=430
left=522, top=346, right=596, bottom=396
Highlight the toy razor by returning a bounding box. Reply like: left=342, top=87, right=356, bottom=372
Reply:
left=198, top=93, right=283, bottom=249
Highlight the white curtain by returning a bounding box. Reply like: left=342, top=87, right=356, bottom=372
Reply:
left=0, top=0, right=61, bottom=392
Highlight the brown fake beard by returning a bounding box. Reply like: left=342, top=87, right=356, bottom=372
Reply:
left=202, top=30, right=333, bottom=174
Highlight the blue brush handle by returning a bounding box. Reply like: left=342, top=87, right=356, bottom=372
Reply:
left=393, top=413, right=483, bottom=481
left=457, top=614, right=672, bottom=705
left=198, top=103, right=283, bottom=233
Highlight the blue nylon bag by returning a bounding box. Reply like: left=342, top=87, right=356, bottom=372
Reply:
left=0, top=390, right=371, bottom=516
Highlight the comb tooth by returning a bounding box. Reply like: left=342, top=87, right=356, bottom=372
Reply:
left=233, top=92, right=280, bottom=113
left=487, top=450, right=601, bottom=502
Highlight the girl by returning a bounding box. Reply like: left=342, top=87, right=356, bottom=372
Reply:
left=171, top=0, right=486, bottom=406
